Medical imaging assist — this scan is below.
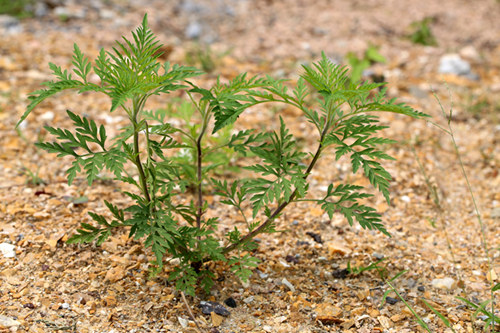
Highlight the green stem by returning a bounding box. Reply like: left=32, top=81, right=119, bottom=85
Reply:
left=223, top=137, right=325, bottom=255
left=131, top=96, right=151, bottom=204
left=384, top=278, right=431, bottom=332
left=133, top=120, right=151, bottom=203
left=195, top=106, right=211, bottom=231
left=195, top=133, right=203, bottom=230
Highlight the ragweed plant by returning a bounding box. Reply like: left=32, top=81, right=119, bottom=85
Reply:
left=17, top=15, right=429, bottom=296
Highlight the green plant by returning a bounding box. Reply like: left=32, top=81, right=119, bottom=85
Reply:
left=17, top=15, right=429, bottom=296
left=347, top=258, right=387, bottom=277
left=184, top=44, right=229, bottom=73
left=155, top=98, right=241, bottom=191
left=20, top=164, right=46, bottom=186
left=0, top=0, right=33, bottom=18
left=430, top=90, right=498, bottom=332
left=457, top=291, right=500, bottom=331
left=346, top=45, right=386, bottom=84
left=401, top=91, right=498, bottom=332
left=408, top=17, right=438, bottom=46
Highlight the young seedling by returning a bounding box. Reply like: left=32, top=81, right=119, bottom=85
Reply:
left=408, top=17, right=438, bottom=46
left=346, top=45, right=386, bottom=84
left=17, top=14, right=429, bottom=296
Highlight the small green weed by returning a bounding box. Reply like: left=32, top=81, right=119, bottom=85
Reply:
left=20, top=165, right=46, bottom=186
left=347, top=258, right=387, bottom=277
left=346, top=45, right=386, bottom=84
left=0, top=0, right=33, bottom=18
left=457, top=291, right=500, bottom=331
left=184, top=44, right=229, bottom=73
left=408, top=17, right=438, bottom=46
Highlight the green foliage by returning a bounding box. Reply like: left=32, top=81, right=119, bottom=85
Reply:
left=346, top=45, right=386, bottom=83
left=408, top=17, right=438, bottom=46
left=19, top=15, right=429, bottom=296
left=149, top=99, right=243, bottom=191
left=380, top=270, right=433, bottom=332
left=0, top=0, right=33, bottom=18
left=184, top=44, right=229, bottom=73
left=347, top=258, right=387, bottom=276
left=20, top=165, right=46, bottom=186
left=457, top=295, right=500, bottom=330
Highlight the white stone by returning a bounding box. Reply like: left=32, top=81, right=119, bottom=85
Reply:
left=431, top=277, right=456, bottom=290
left=281, top=278, right=295, bottom=292
left=40, top=111, right=54, bottom=121
left=243, top=296, right=254, bottom=304
left=0, top=315, right=20, bottom=328
left=279, top=259, right=290, bottom=268
left=438, top=54, right=471, bottom=76
left=185, top=21, right=202, bottom=39
left=177, top=316, right=188, bottom=328
left=0, top=243, right=16, bottom=258
left=401, top=195, right=411, bottom=203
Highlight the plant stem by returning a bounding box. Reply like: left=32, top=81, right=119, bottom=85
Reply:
left=196, top=133, right=203, bottom=230
left=222, top=140, right=324, bottom=255
left=133, top=121, right=152, bottom=203
left=131, top=96, right=151, bottom=204
left=383, top=278, right=431, bottom=332
left=433, top=89, right=495, bottom=322
left=195, top=105, right=211, bottom=231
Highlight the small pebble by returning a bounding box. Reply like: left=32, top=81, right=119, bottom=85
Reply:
left=23, top=303, right=35, bottom=309
left=0, top=15, right=22, bottom=34
left=285, top=255, right=299, bottom=264
left=385, top=297, right=399, bottom=305
left=243, top=296, right=254, bottom=304
left=0, top=243, right=16, bottom=258
left=279, top=259, right=290, bottom=268
left=185, top=21, right=202, bottom=39
left=0, top=315, right=21, bottom=328
left=282, top=278, right=295, bottom=292
left=431, top=277, right=456, bottom=290
left=438, top=54, right=471, bottom=76
left=332, top=268, right=349, bottom=279
left=199, top=301, right=230, bottom=316
left=59, top=303, right=70, bottom=310
left=306, top=231, right=323, bottom=244
left=224, top=297, right=237, bottom=308
left=40, top=111, right=54, bottom=121
left=178, top=316, right=188, bottom=328
left=373, top=252, right=384, bottom=260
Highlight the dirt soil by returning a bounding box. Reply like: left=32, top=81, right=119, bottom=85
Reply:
left=0, top=1, right=499, bottom=332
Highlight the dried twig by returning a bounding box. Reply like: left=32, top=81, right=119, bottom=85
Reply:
left=181, top=291, right=204, bottom=333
